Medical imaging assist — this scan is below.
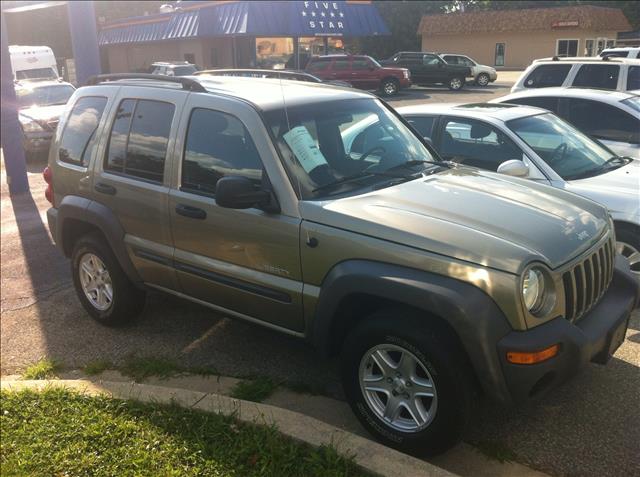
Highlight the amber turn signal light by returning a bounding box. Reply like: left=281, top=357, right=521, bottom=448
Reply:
left=506, top=344, right=559, bottom=365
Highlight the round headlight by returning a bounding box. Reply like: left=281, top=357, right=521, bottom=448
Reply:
left=522, top=267, right=545, bottom=313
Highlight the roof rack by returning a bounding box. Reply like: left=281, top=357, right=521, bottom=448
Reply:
left=85, top=73, right=207, bottom=92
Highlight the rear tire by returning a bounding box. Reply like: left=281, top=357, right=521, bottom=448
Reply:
left=381, top=78, right=399, bottom=96
left=448, top=76, right=464, bottom=91
left=475, top=73, right=490, bottom=86
left=341, top=308, right=475, bottom=456
left=71, top=232, right=145, bottom=326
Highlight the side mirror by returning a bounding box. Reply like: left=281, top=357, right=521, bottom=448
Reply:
left=497, top=159, right=529, bottom=178
left=215, top=176, right=277, bottom=212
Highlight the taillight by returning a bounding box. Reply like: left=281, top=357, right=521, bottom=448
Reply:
left=43, top=166, right=53, bottom=204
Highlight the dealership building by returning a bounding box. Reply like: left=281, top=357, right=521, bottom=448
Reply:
left=98, top=0, right=389, bottom=72
left=418, top=5, right=633, bottom=69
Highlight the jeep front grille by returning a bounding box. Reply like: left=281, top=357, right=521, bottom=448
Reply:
left=562, top=237, right=615, bottom=323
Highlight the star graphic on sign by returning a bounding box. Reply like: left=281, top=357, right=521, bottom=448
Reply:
left=330, top=12, right=335, bottom=17
left=311, top=11, right=316, bottom=16
left=339, top=12, right=344, bottom=17
left=302, top=11, right=306, bottom=16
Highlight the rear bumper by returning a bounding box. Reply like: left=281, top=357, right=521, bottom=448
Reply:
left=496, top=255, right=639, bottom=404
left=399, top=77, right=412, bottom=89
left=46, top=207, right=58, bottom=245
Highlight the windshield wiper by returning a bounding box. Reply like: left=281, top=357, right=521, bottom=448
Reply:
left=385, top=159, right=449, bottom=172
left=312, top=169, right=409, bottom=193
left=564, top=156, right=631, bottom=180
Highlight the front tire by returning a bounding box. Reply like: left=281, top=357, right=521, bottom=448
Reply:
left=475, top=73, right=490, bottom=86
left=615, top=224, right=640, bottom=278
left=341, top=309, right=475, bottom=456
left=71, top=232, right=145, bottom=326
left=448, top=76, right=464, bottom=91
left=381, top=78, right=399, bottom=96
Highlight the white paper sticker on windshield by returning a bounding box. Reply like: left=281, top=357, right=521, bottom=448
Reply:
left=283, top=126, right=328, bottom=173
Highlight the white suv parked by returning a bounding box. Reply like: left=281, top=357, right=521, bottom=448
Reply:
left=441, top=53, right=497, bottom=86
left=600, top=47, right=640, bottom=59
left=511, top=57, right=640, bottom=93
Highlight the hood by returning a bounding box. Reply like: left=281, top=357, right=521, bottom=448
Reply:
left=300, top=167, right=609, bottom=274
left=564, top=159, right=640, bottom=221
left=19, top=104, right=66, bottom=123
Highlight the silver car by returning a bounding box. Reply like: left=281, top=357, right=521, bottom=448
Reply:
left=397, top=103, right=640, bottom=276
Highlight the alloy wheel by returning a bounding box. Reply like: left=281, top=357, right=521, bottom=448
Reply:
left=383, top=81, right=398, bottom=95
left=477, top=74, right=490, bottom=86
left=79, top=253, right=113, bottom=311
left=359, top=343, right=438, bottom=433
left=617, top=241, right=640, bottom=276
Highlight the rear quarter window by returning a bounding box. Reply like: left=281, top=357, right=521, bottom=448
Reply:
left=571, top=64, right=620, bottom=90
left=58, top=96, right=108, bottom=167
left=627, top=66, right=640, bottom=91
left=307, top=59, right=330, bottom=72
left=523, top=64, right=572, bottom=88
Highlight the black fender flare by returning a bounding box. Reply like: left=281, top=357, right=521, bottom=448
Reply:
left=54, top=195, right=142, bottom=284
left=311, top=260, right=514, bottom=403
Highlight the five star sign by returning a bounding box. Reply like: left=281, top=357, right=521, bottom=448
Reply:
left=301, top=1, right=345, bottom=33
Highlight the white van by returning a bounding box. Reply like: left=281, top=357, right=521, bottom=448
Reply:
left=9, top=45, right=59, bottom=81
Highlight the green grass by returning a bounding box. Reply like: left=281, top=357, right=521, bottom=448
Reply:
left=21, top=358, right=59, bottom=380
left=231, top=376, right=278, bottom=402
left=120, top=356, right=182, bottom=381
left=1, top=387, right=367, bottom=477
left=474, top=439, right=518, bottom=463
left=83, top=359, right=112, bottom=376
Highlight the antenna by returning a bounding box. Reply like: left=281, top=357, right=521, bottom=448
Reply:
left=278, top=74, right=303, bottom=199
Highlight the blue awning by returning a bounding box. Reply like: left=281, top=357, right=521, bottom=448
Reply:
left=99, top=1, right=389, bottom=46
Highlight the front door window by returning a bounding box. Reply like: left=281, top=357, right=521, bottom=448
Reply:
left=495, top=43, right=505, bottom=66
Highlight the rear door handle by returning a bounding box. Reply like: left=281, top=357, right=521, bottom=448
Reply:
left=95, top=182, right=116, bottom=195
left=175, top=204, right=207, bottom=220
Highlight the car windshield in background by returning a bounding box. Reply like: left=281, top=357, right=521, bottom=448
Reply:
left=507, top=113, right=619, bottom=180
left=172, top=66, right=198, bottom=76
left=264, top=98, right=438, bottom=199
left=621, top=96, right=640, bottom=113
left=15, top=67, right=57, bottom=80
left=17, top=84, right=75, bottom=109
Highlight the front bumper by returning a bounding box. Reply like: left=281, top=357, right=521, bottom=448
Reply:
left=23, top=131, right=54, bottom=153
left=496, top=255, right=639, bottom=404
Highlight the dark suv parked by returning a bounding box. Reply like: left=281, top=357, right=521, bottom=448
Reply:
left=306, top=55, right=411, bottom=95
left=380, top=52, right=472, bottom=91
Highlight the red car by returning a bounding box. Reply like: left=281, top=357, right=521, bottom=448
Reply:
left=306, top=55, right=411, bottom=96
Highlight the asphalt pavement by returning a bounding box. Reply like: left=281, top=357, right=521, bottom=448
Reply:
left=1, top=74, right=639, bottom=477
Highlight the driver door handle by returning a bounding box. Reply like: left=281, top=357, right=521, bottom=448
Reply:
left=175, top=204, right=207, bottom=220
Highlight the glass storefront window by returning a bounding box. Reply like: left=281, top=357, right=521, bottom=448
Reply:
left=255, top=37, right=294, bottom=69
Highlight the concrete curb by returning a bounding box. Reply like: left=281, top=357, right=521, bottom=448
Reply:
left=1, top=379, right=456, bottom=477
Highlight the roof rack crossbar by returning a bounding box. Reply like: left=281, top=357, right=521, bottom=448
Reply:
left=86, top=74, right=207, bottom=92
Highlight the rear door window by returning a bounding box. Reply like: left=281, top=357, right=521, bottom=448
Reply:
left=567, top=98, right=640, bottom=144
left=332, top=59, right=351, bottom=70
left=307, top=59, right=330, bottom=72
left=571, top=64, right=620, bottom=90
left=523, top=64, right=572, bottom=88
left=58, top=96, right=108, bottom=166
left=105, top=99, right=175, bottom=182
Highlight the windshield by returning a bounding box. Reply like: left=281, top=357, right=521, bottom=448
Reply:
left=621, top=96, right=640, bottom=113
left=172, top=65, right=198, bottom=76
left=507, top=113, right=620, bottom=180
left=15, top=67, right=57, bottom=80
left=264, top=98, right=439, bottom=199
left=17, top=84, right=75, bottom=109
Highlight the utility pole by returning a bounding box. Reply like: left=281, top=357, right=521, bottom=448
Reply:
left=67, top=1, right=101, bottom=86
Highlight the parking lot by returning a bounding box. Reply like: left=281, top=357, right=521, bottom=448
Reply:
left=1, top=69, right=639, bottom=477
